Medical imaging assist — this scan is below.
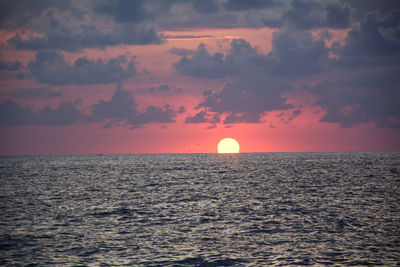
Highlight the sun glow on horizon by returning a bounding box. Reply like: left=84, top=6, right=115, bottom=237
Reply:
left=217, top=138, right=240, bottom=154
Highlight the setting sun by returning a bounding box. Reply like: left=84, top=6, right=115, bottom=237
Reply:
left=217, top=138, right=240, bottom=154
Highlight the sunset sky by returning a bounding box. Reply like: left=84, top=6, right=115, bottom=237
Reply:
left=0, top=0, right=399, bottom=155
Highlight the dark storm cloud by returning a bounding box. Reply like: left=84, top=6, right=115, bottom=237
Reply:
left=0, top=0, right=377, bottom=53
left=196, top=80, right=293, bottom=124
left=277, top=109, right=302, bottom=124
left=149, top=85, right=170, bottom=92
left=0, top=84, right=182, bottom=128
left=14, top=87, right=62, bottom=98
left=334, top=10, right=400, bottom=59
left=157, top=0, right=353, bottom=30
left=185, top=110, right=220, bottom=124
left=297, top=8, right=400, bottom=130
left=6, top=7, right=161, bottom=52
left=94, top=0, right=237, bottom=29
left=0, top=0, right=74, bottom=30
left=269, top=29, right=330, bottom=76
left=27, top=50, right=136, bottom=85
left=2, top=0, right=399, bottom=131
left=2, top=1, right=161, bottom=52
left=283, top=0, right=351, bottom=29
left=329, top=10, right=400, bottom=73
left=174, top=31, right=329, bottom=79
left=171, top=6, right=400, bottom=126
left=91, top=0, right=353, bottom=30
left=94, top=0, right=148, bottom=23
left=0, top=98, right=81, bottom=126
left=134, top=105, right=177, bottom=125
left=158, top=85, right=170, bottom=92
left=344, top=0, right=400, bottom=20
left=0, top=100, right=33, bottom=126
left=185, top=111, right=209, bottom=123
left=34, top=99, right=82, bottom=126
left=191, top=0, right=221, bottom=14
left=173, top=43, right=228, bottom=79
left=90, top=84, right=181, bottom=128
left=173, top=40, right=254, bottom=79
left=313, top=71, right=400, bottom=128
left=224, top=0, right=351, bottom=29
left=225, top=0, right=281, bottom=11
left=173, top=34, right=328, bottom=123
left=0, top=56, right=23, bottom=71
left=7, top=25, right=161, bottom=52
left=91, top=84, right=136, bottom=121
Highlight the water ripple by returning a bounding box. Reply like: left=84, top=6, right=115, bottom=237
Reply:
left=0, top=152, right=399, bottom=265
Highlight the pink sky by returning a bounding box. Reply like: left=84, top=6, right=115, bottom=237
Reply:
left=0, top=0, right=399, bottom=155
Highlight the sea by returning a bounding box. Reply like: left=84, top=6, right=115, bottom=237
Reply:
left=0, top=152, right=399, bottom=266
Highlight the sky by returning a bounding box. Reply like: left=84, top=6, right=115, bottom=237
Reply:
left=0, top=0, right=399, bottom=155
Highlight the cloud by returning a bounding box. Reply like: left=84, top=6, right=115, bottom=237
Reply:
left=195, top=80, right=293, bottom=124
left=14, top=87, right=62, bottom=98
left=27, top=50, right=136, bottom=85
left=173, top=32, right=330, bottom=80
left=0, top=0, right=373, bottom=53
left=173, top=43, right=228, bottom=79
left=283, top=0, right=351, bottom=29
left=225, top=0, right=281, bottom=11
left=90, top=84, right=136, bottom=120
left=185, top=111, right=209, bottom=123
left=152, top=0, right=351, bottom=30
left=92, top=0, right=350, bottom=30
left=312, top=71, right=400, bottom=128
left=0, top=0, right=74, bottom=30
left=94, top=0, right=148, bottom=23
left=34, top=99, right=82, bottom=126
left=0, top=56, right=23, bottom=71
left=2, top=0, right=399, bottom=132
left=158, top=85, right=170, bottom=92
left=89, top=84, right=182, bottom=128
left=0, top=100, right=34, bottom=126
left=0, top=99, right=82, bottom=126
left=1, top=0, right=390, bottom=51
left=172, top=18, right=398, bottom=126
left=345, top=0, right=400, bottom=20
left=173, top=39, right=263, bottom=79
left=169, top=47, right=196, bottom=57
left=185, top=110, right=220, bottom=124
left=149, top=85, right=170, bottom=92
left=5, top=5, right=161, bottom=51
left=334, top=10, right=400, bottom=60
left=191, top=0, right=221, bottom=14
left=0, top=84, right=183, bottom=128
left=133, top=105, right=177, bottom=125
left=174, top=36, right=329, bottom=123
left=308, top=10, right=400, bottom=129
left=277, top=109, right=302, bottom=124
left=7, top=25, right=162, bottom=52
left=225, top=0, right=351, bottom=29
left=269, top=29, right=330, bottom=76
left=170, top=13, right=392, bottom=127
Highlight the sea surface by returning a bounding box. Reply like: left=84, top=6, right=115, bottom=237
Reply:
left=0, top=152, right=399, bottom=266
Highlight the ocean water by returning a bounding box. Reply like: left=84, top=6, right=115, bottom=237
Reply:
left=0, top=152, right=399, bottom=266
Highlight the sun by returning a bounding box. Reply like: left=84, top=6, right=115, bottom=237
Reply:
left=217, top=138, right=240, bottom=154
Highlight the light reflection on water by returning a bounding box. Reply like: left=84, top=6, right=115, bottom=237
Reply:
left=0, top=152, right=399, bottom=266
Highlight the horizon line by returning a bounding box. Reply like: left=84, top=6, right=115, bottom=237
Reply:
left=1, top=150, right=399, bottom=157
